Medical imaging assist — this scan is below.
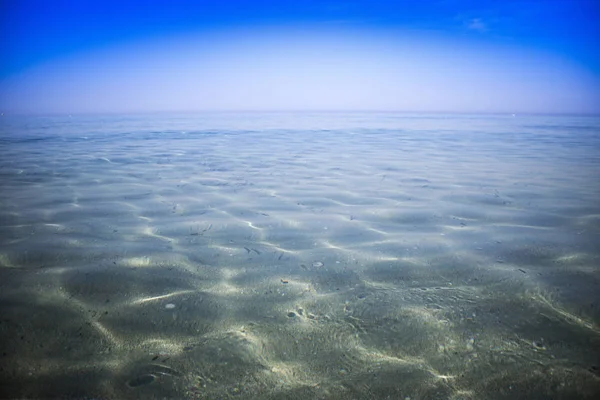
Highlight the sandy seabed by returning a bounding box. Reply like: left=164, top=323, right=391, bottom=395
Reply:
left=1, top=113, right=599, bottom=399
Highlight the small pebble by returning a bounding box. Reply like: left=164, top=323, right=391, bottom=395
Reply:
left=312, top=261, right=324, bottom=268
left=287, top=312, right=296, bottom=318
left=532, top=341, right=546, bottom=350
left=165, top=303, right=176, bottom=309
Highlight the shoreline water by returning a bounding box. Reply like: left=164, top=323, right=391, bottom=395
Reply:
left=1, top=113, right=599, bottom=399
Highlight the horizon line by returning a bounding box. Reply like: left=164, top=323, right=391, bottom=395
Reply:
left=2, top=109, right=600, bottom=118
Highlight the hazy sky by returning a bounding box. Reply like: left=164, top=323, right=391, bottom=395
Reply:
left=1, top=0, right=599, bottom=114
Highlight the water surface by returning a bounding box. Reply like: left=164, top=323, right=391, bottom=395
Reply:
left=1, top=112, right=599, bottom=399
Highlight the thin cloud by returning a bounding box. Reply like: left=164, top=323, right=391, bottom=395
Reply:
left=467, top=18, right=487, bottom=32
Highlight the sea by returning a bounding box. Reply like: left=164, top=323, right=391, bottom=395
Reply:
left=0, top=112, right=599, bottom=399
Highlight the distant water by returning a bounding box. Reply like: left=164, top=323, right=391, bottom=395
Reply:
left=1, top=112, right=599, bottom=399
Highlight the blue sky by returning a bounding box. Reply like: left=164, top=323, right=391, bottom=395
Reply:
left=1, top=0, right=599, bottom=114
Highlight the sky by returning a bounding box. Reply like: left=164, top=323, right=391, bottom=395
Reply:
left=0, top=0, right=599, bottom=115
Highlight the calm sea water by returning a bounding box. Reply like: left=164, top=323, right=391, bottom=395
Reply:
left=1, top=113, right=599, bottom=399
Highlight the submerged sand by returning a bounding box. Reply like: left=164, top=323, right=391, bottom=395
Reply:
left=0, top=113, right=599, bottom=399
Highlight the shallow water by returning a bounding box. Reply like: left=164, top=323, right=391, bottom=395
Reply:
left=1, top=112, right=599, bottom=399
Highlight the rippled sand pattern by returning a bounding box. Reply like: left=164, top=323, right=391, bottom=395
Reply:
left=1, top=113, right=599, bottom=399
